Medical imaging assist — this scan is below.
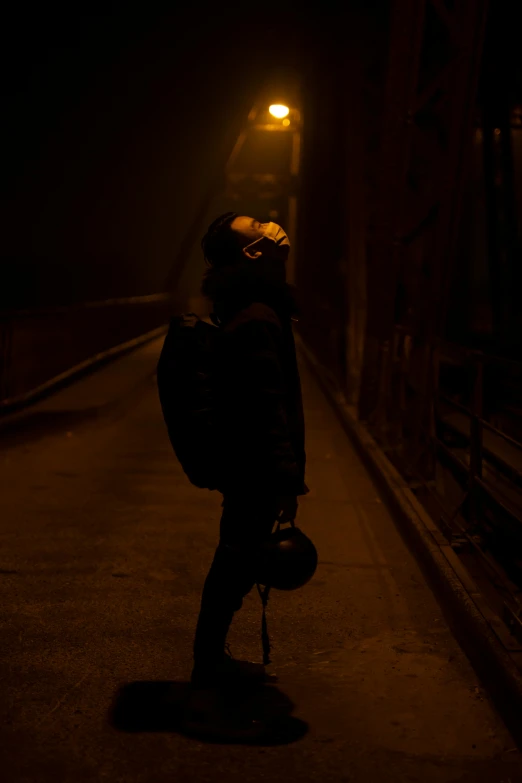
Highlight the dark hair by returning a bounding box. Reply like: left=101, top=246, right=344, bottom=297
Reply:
left=201, top=211, right=240, bottom=269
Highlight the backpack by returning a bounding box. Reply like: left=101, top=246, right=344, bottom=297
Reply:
left=157, top=313, right=221, bottom=490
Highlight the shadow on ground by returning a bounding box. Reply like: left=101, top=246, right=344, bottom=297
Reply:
left=109, top=680, right=309, bottom=746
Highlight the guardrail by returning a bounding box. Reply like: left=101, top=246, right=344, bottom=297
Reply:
left=366, top=325, right=522, bottom=640
left=0, top=293, right=174, bottom=412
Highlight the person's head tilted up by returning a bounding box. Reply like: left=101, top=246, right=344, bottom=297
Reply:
left=200, top=212, right=295, bottom=321
left=201, top=213, right=290, bottom=270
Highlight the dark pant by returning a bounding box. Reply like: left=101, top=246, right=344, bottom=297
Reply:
left=192, top=494, right=279, bottom=669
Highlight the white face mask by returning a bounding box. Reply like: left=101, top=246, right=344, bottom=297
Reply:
left=243, top=221, right=291, bottom=259
left=262, top=222, right=291, bottom=248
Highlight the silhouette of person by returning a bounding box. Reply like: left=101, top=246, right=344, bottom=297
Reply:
left=190, top=213, right=308, bottom=700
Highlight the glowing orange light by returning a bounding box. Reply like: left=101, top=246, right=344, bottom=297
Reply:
left=269, top=104, right=290, bottom=119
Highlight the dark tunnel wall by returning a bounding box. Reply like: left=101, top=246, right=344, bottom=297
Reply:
left=297, top=42, right=347, bottom=385
left=296, top=3, right=390, bottom=397
left=447, top=0, right=522, bottom=355
left=1, top=5, right=304, bottom=406
left=2, top=7, right=274, bottom=310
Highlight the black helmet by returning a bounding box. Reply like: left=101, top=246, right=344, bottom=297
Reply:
left=254, top=519, right=318, bottom=591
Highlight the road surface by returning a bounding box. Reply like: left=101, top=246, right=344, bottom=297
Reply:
left=1, top=337, right=521, bottom=782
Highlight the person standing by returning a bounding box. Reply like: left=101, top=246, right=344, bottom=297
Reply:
left=187, top=212, right=308, bottom=729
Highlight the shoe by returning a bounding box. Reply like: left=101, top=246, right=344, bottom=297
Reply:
left=191, top=644, right=267, bottom=688
left=220, top=645, right=267, bottom=683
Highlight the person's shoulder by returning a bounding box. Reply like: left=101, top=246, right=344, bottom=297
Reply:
left=225, top=302, right=282, bottom=333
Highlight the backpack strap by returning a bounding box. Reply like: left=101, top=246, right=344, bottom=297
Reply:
left=222, top=302, right=283, bottom=335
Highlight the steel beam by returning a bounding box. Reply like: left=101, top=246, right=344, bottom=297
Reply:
left=358, top=0, right=489, bottom=464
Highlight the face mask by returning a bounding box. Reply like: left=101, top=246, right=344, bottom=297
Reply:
left=243, top=221, right=291, bottom=259
left=263, top=222, right=291, bottom=248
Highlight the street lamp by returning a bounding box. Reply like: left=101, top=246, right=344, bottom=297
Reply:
left=269, top=104, right=290, bottom=119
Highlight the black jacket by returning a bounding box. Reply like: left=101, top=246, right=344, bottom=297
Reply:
left=202, top=261, right=307, bottom=497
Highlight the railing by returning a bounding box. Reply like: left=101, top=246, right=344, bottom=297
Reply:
left=0, top=293, right=174, bottom=412
left=367, top=325, right=522, bottom=640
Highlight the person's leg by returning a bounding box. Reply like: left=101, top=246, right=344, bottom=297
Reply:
left=192, top=494, right=278, bottom=683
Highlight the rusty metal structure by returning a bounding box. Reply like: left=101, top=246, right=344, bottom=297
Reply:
left=297, top=0, right=522, bottom=649
left=358, top=0, right=488, bottom=448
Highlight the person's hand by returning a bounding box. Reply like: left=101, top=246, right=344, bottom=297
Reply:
left=276, top=496, right=298, bottom=524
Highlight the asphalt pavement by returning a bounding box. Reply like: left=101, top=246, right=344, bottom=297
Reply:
left=1, top=336, right=522, bottom=782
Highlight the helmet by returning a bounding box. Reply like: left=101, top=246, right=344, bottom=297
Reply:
left=254, top=520, right=318, bottom=591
